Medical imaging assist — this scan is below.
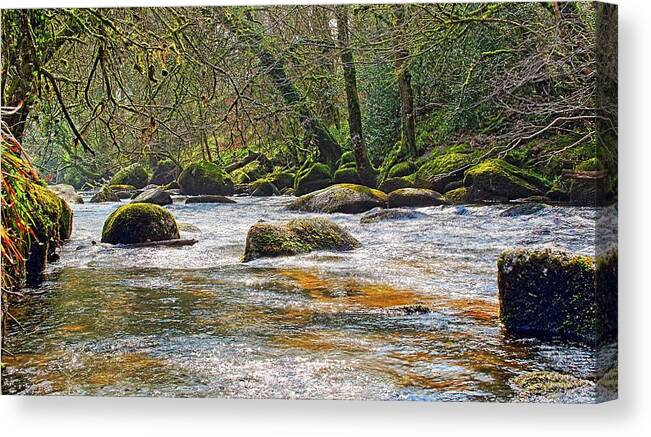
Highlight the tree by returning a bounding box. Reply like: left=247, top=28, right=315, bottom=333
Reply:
left=392, top=4, right=417, bottom=158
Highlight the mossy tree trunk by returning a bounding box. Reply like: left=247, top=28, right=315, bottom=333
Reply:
left=392, top=4, right=417, bottom=158
left=217, top=8, right=342, bottom=165
left=335, top=5, right=377, bottom=187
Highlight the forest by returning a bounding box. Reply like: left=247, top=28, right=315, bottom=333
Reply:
left=1, top=2, right=618, bottom=402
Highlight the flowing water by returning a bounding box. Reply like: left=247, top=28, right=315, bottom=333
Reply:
left=2, top=195, right=612, bottom=401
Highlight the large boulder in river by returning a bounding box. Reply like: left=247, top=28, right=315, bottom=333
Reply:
left=497, top=247, right=617, bottom=343
left=242, top=218, right=359, bottom=262
left=414, top=151, right=475, bottom=192
left=387, top=188, right=448, bottom=208
left=149, top=159, right=180, bottom=186
left=101, top=203, right=179, bottom=244
left=90, top=185, right=120, bottom=203
left=178, top=160, right=234, bottom=196
left=48, top=184, right=83, bottom=204
left=294, top=162, right=333, bottom=196
left=132, top=188, right=173, bottom=206
left=288, top=183, right=387, bottom=214
left=110, top=163, right=149, bottom=189
left=464, top=159, right=548, bottom=202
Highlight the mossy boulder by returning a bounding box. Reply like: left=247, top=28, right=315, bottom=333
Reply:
left=360, top=208, right=428, bottom=224
left=178, top=161, right=234, bottom=195
left=387, top=188, right=448, bottom=208
left=288, top=183, right=387, bottom=214
left=464, top=159, right=549, bottom=202
left=333, top=166, right=362, bottom=185
left=24, top=184, right=73, bottom=281
left=378, top=175, right=416, bottom=193
left=242, top=218, right=359, bottom=262
left=110, top=163, right=149, bottom=189
left=443, top=187, right=471, bottom=204
left=90, top=185, right=120, bottom=203
left=497, top=247, right=617, bottom=343
left=101, top=203, right=179, bottom=244
left=250, top=179, right=280, bottom=197
left=294, top=162, right=333, bottom=196
left=48, top=184, right=83, bottom=205
left=267, top=170, right=295, bottom=191
left=388, top=161, right=417, bottom=178
left=149, top=159, right=180, bottom=186
left=414, top=152, right=475, bottom=192
left=109, top=184, right=137, bottom=192
left=132, top=188, right=173, bottom=206
left=229, top=160, right=269, bottom=185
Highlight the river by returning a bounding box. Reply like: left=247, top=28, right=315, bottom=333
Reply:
left=1, top=194, right=614, bottom=401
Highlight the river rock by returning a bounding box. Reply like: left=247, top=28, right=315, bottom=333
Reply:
left=387, top=188, right=448, bottom=208
left=360, top=208, right=427, bottom=224
left=101, top=203, right=179, bottom=244
left=464, top=159, right=548, bottom=202
left=499, top=203, right=547, bottom=217
left=48, top=184, right=84, bottom=204
left=132, top=188, right=173, bottom=206
left=512, top=371, right=592, bottom=402
left=497, top=247, right=617, bottom=343
left=378, top=176, right=415, bottom=193
left=185, top=195, right=236, bottom=204
left=250, top=180, right=280, bottom=197
left=110, top=163, right=149, bottom=189
left=288, top=183, right=387, bottom=214
left=178, top=160, right=234, bottom=195
left=294, top=162, right=333, bottom=196
left=90, top=185, right=120, bottom=203
left=242, top=217, right=359, bottom=262
left=149, top=159, right=180, bottom=186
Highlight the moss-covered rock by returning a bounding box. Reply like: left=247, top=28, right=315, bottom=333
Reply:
left=388, top=161, right=417, bottom=178
left=101, top=203, right=179, bottom=244
left=149, top=159, right=180, bottom=186
left=48, top=184, right=83, bottom=204
left=178, top=160, right=234, bottom=195
left=387, top=188, right=448, bottom=208
left=575, top=157, right=604, bottom=172
left=229, top=160, right=269, bottom=185
left=294, top=162, right=333, bottom=196
left=110, top=163, right=149, bottom=189
left=242, top=218, right=359, bottom=262
left=360, top=208, right=428, bottom=224
left=414, top=152, right=475, bottom=192
left=109, top=184, right=137, bottom=192
left=90, top=185, right=120, bottom=203
left=333, top=166, right=362, bottom=185
left=250, top=179, right=280, bottom=197
left=288, top=183, right=387, bottom=214
left=498, top=247, right=617, bottom=343
left=464, top=159, right=549, bottom=201
left=132, top=188, right=173, bottom=206
left=443, top=187, right=471, bottom=204
left=267, top=170, right=295, bottom=191
left=378, top=175, right=416, bottom=193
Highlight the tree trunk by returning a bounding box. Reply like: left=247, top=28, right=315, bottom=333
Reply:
left=393, top=4, right=417, bottom=158
left=336, top=5, right=377, bottom=187
left=217, top=9, right=342, bottom=165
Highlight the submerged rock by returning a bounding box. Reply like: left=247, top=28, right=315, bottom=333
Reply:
left=360, top=208, right=428, bottom=224
left=48, top=184, right=83, bottom=204
left=497, top=247, right=617, bottom=343
left=101, top=203, right=179, bottom=244
left=499, top=203, right=547, bottom=217
left=185, top=195, right=236, bottom=204
left=90, top=185, right=120, bottom=203
left=110, top=163, right=149, bottom=189
left=512, top=371, right=592, bottom=402
left=387, top=188, right=448, bottom=208
left=242, top=217, right=359, bottom=262
left=132, top=188, right=173, bottom=206
left=178, top=160, right=234, bottom=195
left=288, top=183, right=387, bottom=214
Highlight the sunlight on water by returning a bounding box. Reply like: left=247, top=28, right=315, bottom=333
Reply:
left=2, top=195, right=608, bottom=400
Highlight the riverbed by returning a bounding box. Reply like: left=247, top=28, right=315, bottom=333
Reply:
left=1, top=195, right=614, bottom=401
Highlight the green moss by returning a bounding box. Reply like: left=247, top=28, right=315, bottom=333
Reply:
left=90, top=185, right=120, bottom=203
left=388, top=161, right=417, bottom=178
left=289, top=183, right=387, bottom=214
left=337, top=151, right=356, bottom=168
left=414, top=152, right=477, bottom=189
left=109, top=184, right=137, bottom=191
left=378, top=174, right=416, bottom=193
left=575, top=157, right=604, bottom=172
left=230, top=160, right=268, bottom=185
left=443, top=187, right=470, bottom=204
left=178, top=160, right=234, bottom=195
left=110, top=163, right=149, bottom=189
left=242, top=218, right=359, bottom=262
left=267, top=170, right=295, bottom=191
left=333, top=167, right=362, bottom=184
left=464, top=159, right=549, bottom=200
left=101, top=203, right=179, bottom=244
left=294, top=162, right=333, bottom=196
